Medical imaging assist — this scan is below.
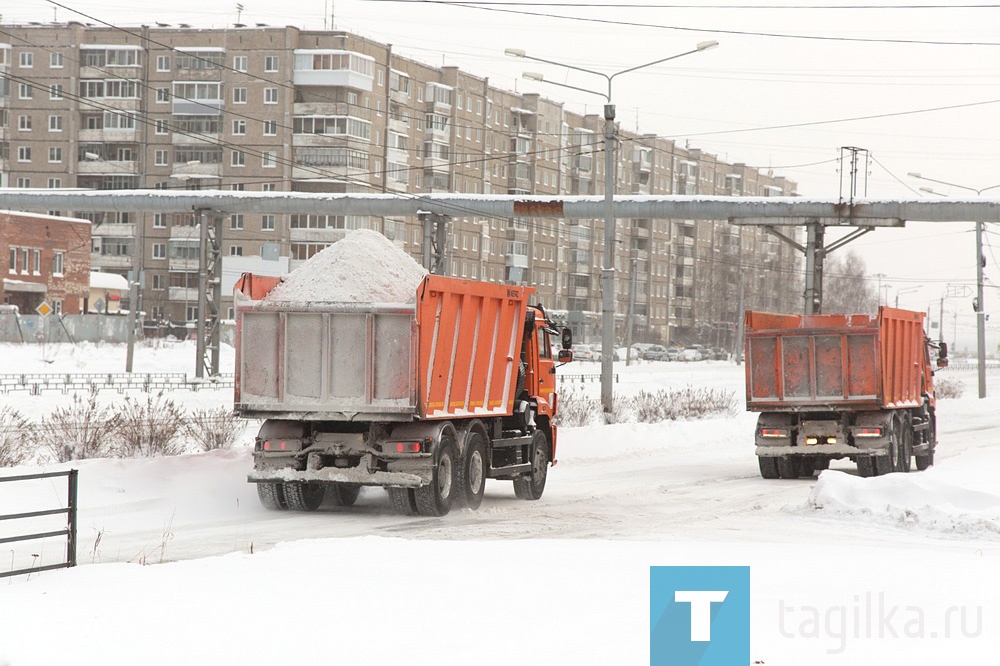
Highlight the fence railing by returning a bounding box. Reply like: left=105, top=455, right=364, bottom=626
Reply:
left=0, top=372, right=234, bottom=395
left=556, top=373, right=618, bottom=385
left=0, top=469, right=78, bottom=578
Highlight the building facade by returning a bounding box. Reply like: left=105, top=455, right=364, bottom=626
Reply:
left=0, top=210, right=91, bottom=314
left=0, top=24, right=801, bottom=346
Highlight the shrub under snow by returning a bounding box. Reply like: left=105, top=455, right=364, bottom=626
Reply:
left=555, top=386, right=738, bottom=427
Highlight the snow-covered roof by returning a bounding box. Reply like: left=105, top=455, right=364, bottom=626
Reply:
left=90, top=272, right=128, bottom=291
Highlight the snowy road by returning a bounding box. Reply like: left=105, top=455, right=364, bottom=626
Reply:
left=2, top=343, right=1000, bottom=664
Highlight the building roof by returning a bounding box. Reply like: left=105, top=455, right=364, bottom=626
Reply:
left=90, top=272, right=128, bottom=291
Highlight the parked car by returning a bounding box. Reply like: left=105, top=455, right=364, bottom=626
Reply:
left=709, top=347, right=729, bottom=361
left=642, top=344, right=668, bottom=361
left=631, top=343, right=655, bottom=357
left=616, top=347, right=639, bottom=361
left=571, top=344, right=600, bottom=361
left=665, top=346, right=682, bottom=361
left=679, top=346, right=706, bottom=362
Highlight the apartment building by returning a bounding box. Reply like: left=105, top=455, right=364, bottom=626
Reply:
left=0, top=23, right=801, bottom=346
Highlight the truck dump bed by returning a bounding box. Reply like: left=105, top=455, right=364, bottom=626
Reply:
left=744, top=307, right=928, bottom=411
left=234, top=273, right=532, bottom=422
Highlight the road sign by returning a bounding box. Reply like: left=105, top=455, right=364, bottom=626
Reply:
left=35, top=301, right=52, bottom=317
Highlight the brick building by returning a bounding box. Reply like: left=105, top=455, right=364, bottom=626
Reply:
left=0, top=24, right=801, bottom=346
left=1, top=211, right=91, bottom=314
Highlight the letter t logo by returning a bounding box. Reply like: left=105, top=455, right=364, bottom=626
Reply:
left=674, top=590, right=729, bottom=641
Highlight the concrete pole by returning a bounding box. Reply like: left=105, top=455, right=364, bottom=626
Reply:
left=976, top=221, right=987, bottom=397
left=625, top=247, right=637, bottom=366
left=601, top=103, right=616, bottom=414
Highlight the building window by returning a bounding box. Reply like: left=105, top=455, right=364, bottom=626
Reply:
left=49, top=84, right=63, bottom=100
left=18, top=115, right=31, bottom=131
left=233, top=55, right=248, bottom=72
left=152, top=243, right=166, bottom=260
left=48, top=147, right=62, bottom=163
left=232, top=150, right=245, bottom=167
left=232, top=119, right=246, bottom=135
left=48, top=178, right=62, bottom=188
left=264, top=56, right=279, bottom=72
left=155, top=150, right=168, bottom=166
left=19, top=52, right=33, bottom=68
left=262, top=152, right=276, bottom=168
left=153, top=213, right=168, bottom=228
left=229, top=246, right=244, bottom=256
left=233, top=87, right=247, bottom=104
left=156, top=87, right=170, bottom=103
left=32, top=250, right=41, bottom=274
left=53, top=252, right=64, bottom=275
left=263, top=120, right=277, bottom=136
left=18, top=83, right=32, bottom=99
left=50, top=52, right=64, bottom=68
left=231, top=214, right=244, bottom=230
left=51, top=300, right=62, bottom=315
left=48, top=115, right=63, bottom=132
left=156, top=119, right=169, bottom=135
left=231, top=183, right=245, bottom=191
left=262, top=214, right=275, bottom=231
left=16, top=178, right=31, bottom=188
left=8, top=248, right=16, bottom=273
left=151, top=274, right=164, bottom=290
left=264, top=88, right=278, bottom=104
left=17, top=146, right=31, bottom=162
left=156, top=55, right=170, bottom=71
left=262, top=183, right=276, bottom=192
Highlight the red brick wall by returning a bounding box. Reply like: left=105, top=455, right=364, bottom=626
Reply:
left=0, top=212, right=92, bottom=315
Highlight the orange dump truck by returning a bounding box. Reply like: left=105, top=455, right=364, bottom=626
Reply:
left=234, top=273, right=572, bottom=516
left=744, top=307, right=946, bottom=479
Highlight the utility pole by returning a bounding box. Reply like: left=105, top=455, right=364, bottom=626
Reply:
left=976, top=220, right=986, bottom=397
left=625, top=247, right=637, bottom=366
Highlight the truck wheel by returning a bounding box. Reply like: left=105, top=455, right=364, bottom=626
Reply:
left=513, top=430, right=549, bottom=500
left=857, top=455, right=878, bottom=478
left=328, top=483, right=361, bottom=507
left=257, top=482, right=287, bottom=510
left=388, top=487, right=418, bottom=515
left=283, top=482, right=325, bottom=511
left=915, top=409, right=936, bottom=470
left=776, top=456, right=799, bottom=479
left=896, top=418, right=913, bottom=473
left=758, top=456, right=780, bottom=479
left=457, top=432, right=486, bottom=510
left=415, top=438, right=457, bottom=516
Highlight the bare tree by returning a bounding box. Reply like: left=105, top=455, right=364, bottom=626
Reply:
left=822, top=250, right=878, bottom=314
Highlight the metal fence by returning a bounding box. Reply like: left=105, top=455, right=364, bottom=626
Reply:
left=0, top=470, right=78, bottom=578
left=0, top=372, right=234, bottom=395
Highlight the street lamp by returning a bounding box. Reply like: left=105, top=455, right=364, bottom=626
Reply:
left=908, top=172, right=1000, bottom=398
left=507, top=41, right=719, bottom=415
left=894, top=284, right=922, bottom=308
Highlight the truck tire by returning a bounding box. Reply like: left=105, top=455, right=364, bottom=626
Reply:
left=457, top=431, right=486, bottom=510
left=388, top=487, right=418, bottom=515
left=776, top=456, right=799, bottom=479
left=415, top=438, right=457, bottom=517
left=328, top=483, right=361, bottom=507
left=257, top=482, right=287, bottom=510
left=915, top=407, right=936, bottom=470
left=283, top=482, right=325, bottom=511
left=513, top=430, right=549, bottom=500
left=896, top=416, right=912, bottom=473
left=758, top=456, right=780, bottom=479
left=857, top=455, right=878, bottom=478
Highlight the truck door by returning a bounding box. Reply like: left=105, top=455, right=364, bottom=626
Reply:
left=530, top=322, right=557, bottom=415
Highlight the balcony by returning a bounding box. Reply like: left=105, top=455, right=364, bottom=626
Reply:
left=289, top=228, right=349, bottom=243
left=92, top=222, right=135, bottom=237
left=169, top=162, right=222, bottom=179
left=91, top=253, right=133, bottom=270
left=388, top=116, right=409, bottom=134
left=79, top=128, right=139, bottom=143
left=504, top=254, right=528, bottom=269
left=169, top=225, right=199, bottom=240
left=293, top=50, right=375, bottom=91
left=169, top=286, right=200, bottom=301
left=77, top=160, right=138, bottom=175
left=169, top=258, right=199, bottom=272
left=172, top=132, right=220, bottom=146
left=294, top=102, right=371, bottom=121
left=389, top=88, right=409, bottom=104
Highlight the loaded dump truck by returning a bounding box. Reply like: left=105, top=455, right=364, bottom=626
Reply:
left=743, top=307, right=947, bottom=479
left=233, top=230, right=571, bottom=516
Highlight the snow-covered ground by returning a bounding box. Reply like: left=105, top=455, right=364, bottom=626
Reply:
left=1, top=344, right=998, bottom=664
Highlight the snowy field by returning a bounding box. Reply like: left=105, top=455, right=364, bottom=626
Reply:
left=1, top=342, right=999, bottom=664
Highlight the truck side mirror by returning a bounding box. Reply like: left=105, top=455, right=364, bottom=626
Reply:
left=557, top=349, right=573, bottom=363
left=561, top=327, right=573, bottom=350
left=937, top=342, right=949, bottom=368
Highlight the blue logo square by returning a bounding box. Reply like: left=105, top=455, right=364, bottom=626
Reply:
left=650, top=566, right=750, bottom=666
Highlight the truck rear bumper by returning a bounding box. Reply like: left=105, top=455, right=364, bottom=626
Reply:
left=248, top=467, right=428, bottom=487
left=755, top=444, right=884, bottom=457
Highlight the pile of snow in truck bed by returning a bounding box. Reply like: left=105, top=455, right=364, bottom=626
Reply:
left=265, top=228, right=428, bottom=303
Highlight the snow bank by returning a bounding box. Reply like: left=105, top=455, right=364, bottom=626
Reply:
left=808, top=469, right=1000, bottom=537
left=265, top=228, right=427, bottom=303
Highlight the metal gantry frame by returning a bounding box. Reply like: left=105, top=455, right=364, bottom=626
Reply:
left=1, top=190, right=997, bottom=395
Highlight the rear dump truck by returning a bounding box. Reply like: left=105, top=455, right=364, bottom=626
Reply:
left=744, top=307, right=947, bottom=479
left=234, top=272, right=572, bottom=516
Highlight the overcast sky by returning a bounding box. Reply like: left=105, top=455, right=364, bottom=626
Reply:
left=6, top=0, right=1000, bottom=349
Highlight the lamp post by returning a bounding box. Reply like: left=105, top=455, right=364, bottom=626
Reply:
left=908, top=172, right=1000, bottom=398
left=507, top=41, right=719, bottom=414
left=894, top=285, right=923, bottom=309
